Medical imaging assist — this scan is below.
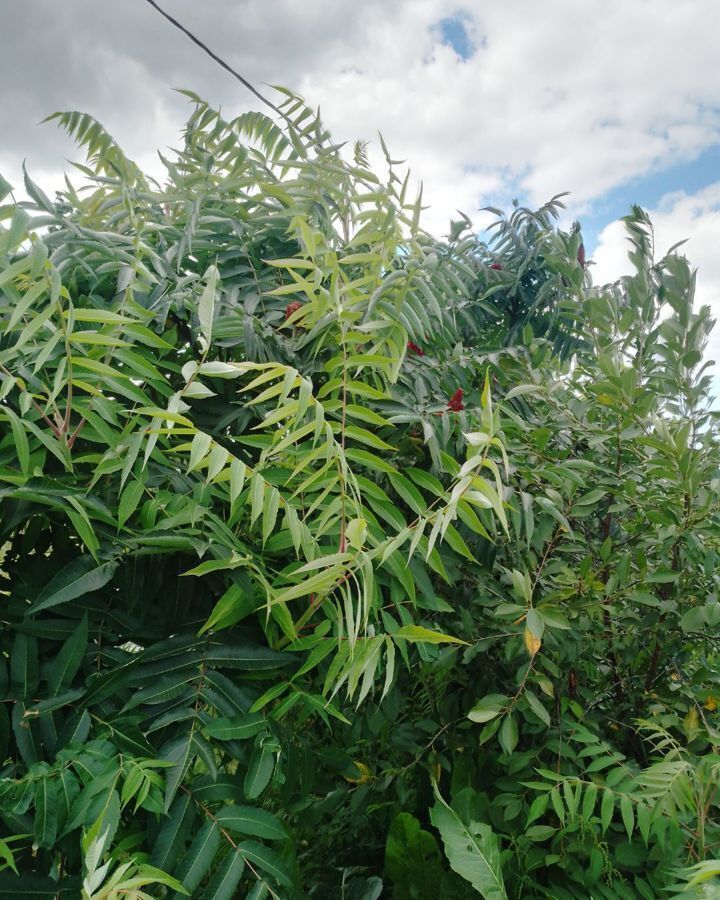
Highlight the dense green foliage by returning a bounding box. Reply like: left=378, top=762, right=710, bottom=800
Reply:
left=0, top=90, right=719, bottom=899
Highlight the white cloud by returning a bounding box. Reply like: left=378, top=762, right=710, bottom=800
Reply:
left=3, top=0, right=720, bottom=235
left=593, top=183, right=720, bottom=395
left=299, top=0, right=720, bottom=226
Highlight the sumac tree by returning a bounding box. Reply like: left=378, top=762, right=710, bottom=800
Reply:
left=0, top=92, right=718, bottom=899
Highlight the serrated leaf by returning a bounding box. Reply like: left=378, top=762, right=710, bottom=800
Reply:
left=234, top=841, right=292, bottom=889
left=206, top=713, right=266, bottom=741
left=170, top=821, right=220, bottom=899
left=3, top=406, right=30, bottom=476
left=430, top=786, right=506, bottom=899
left=244, top=744, right=275, bottom=799
left=29, top=557, right=118, bottom=614
left=198, top=264, right=219, bottom=345
left=47, top=613, right=88, bottom=694
left=10, top=633, right=39, bottom=700
left=151, top=793, right=195, bottom=873
left=34, top=777, right=58, bottom=850
left=118, top=479, right=145, bottom=527
left=214, top=806, right=286, bottom=841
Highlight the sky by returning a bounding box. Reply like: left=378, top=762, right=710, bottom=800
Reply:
left=2, top=1, right=720, bottom=393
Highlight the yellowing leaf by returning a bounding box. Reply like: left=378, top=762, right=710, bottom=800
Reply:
left=524, top=626, right=541, bottom=656
left=344, top=761, right=372, bottom=784
left=684, top=706, right=699, bottom=739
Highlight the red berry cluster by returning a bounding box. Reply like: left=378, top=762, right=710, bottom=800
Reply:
left=447, top=388, right=464, bottom=412
left=407, top=341, right=424, bottom=356
left=285, top=301, right=302, bottom=320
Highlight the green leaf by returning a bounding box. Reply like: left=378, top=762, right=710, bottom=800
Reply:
left=526, top=608, right=544, bottom=640
left=385, top=812, right=443, bottom=895
left=468, top=694, right=508, bottom=724
left=499, top=715, right=518, bottom=755
left=524, top=690, right=550, bottom=727
left=189, top=432, right=212, bottom=473
left=198, top=264, right=219, bottom=346
left=206, top=713, right=266, bottom=741
left=214, top=806, right=286, bottom=841
left=601, top=789, right=614, bottom=834
left=620, top=794, right=634, bottom=839
left=3, top=407, right=30, bottom=476
left=430, top=786, right=507, bottom=899
left=0, top=174, right=12, bottom=203
left=34, top=777, right=58, bottom=850
left=0, top=874, right=80, bottom=896
left=198, top=847, right=244, bottom=900
left=10, top=633, right=39, bottom=700
left=244, top=744, right=275, bottom=799
left=47, top=613, right=88, bottom=694
left=29, top=557, right=118, bottom=614
left=203, top=642, right=292, bottom=671
left=161, top=732, right=197, bottom=813
left=118, top=479, right=145, bottom=527
left=151, top=793, right=195, bottom=873
left=234, top=841, right=292, bottom=889
left=393, top=625, right=467, bottom=645
left=170, top=821, right=220, bottom=899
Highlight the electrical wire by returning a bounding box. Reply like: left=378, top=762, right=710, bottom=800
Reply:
left=142, top=0, right=283, bottom=117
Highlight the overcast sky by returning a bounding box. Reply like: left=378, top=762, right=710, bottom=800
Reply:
left=3, top=1, right=720, bottom=393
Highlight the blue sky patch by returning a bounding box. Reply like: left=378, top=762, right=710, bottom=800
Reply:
left=437, top=14, right=475, bottom=61
left=579, top=143, right=720, bottom=252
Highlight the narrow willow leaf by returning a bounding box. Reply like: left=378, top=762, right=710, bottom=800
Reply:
left=582, top=782, right=598, bottom=821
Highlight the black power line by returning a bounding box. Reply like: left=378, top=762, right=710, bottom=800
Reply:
left=142, top=0, right=282, bottom=117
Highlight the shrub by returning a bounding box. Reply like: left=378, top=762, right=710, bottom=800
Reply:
left=0, top=92, right=718, bottom=898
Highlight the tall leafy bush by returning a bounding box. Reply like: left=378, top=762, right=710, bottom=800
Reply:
left=0, top=91, right=718, bottom=898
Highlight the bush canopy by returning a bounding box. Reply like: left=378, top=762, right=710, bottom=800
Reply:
left=0, top=91, right=719, bottom=898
